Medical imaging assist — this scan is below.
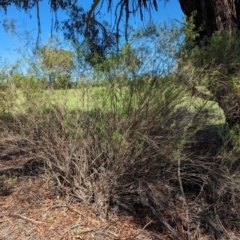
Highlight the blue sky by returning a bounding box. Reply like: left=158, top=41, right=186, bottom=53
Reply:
left=0, top=0, right=183, bottom=64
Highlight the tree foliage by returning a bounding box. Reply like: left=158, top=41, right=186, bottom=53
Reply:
left=40, top=46, right=73, bottom=71
left=2, top=0, right=240, bottom=47
left=39, top=45, right=74, bottom=89
left=0, top=0, right=166, bottom=63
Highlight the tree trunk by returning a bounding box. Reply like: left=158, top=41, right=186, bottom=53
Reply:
left=178, top=0, right=240, bottom=40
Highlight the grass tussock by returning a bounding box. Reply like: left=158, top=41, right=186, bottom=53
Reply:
left=1, top=76, right=240, bottom=239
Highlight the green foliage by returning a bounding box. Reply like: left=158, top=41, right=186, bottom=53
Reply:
left=11, top=73, right=25, bottom=88
left=54, top=74, right=73, bottom=89
left=11, top=73, right=44, bottom=90
left=179, top=21, right=240, bottom=129
left=92, top=43, right=142, bottom=80
left=87, top=21, right=182, bottom=85
left=39, top=45, right=74, bottom=89
left=187, top=29, right=240, bottom=74
left=2, top=175, right=18, bottom=185
left=40, top=46, right=73, bottom=70
left=179, top=11, right=199, bottom=53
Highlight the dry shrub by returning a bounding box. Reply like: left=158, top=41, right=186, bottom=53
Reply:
left=1, top=83, right=240, bottom=239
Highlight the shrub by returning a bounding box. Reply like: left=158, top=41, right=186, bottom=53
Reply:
left=180, top=27, right=240, bottom=129
left=2, top=74, right=240, bottom=239
left=1, top=21, right=240, bottom=239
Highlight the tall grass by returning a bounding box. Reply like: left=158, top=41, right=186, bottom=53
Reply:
left=1, top=22, right=240, bottom=239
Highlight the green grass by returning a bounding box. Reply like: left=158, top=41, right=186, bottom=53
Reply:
left=175, top=96, right=225, bottom=125
left=1, top=87, right=107, bottom=113
left=0, top=83, right=225, bottom=126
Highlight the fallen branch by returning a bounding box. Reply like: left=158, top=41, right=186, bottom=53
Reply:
left=10, top=213, right=46, bottom=225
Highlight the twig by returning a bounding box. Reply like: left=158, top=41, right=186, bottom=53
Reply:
left=49, top=203, right=69, bottom=209
left=194, top=221, right=200, bottom=240
left=69, top=223, right=86, bottom=230
left=74, top=227, right=95, bottom=234
left=67, top=205, right=88, bottom=219
left=49, top=203, right=88, bottom=219
left=104, top=230, right=119, bottom=239
left=10, top=213, right=46, bottom=225
left=161, top=219, right=177, bottom=238
left=178, top=157, right=191, bottom=240
left=76, top=225, right=119, bottom=239
left=61, top=222, right=86, bottom=235
left=98, top=230, right=120, bottom=239
left=0, top=229, right=17, bottom=240
left=129, top=221, right=152, bottom=239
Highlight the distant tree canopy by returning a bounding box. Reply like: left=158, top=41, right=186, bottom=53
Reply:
left=39, top=46, right=74, bottom=88
left=40, top=46, right=73, bottom=71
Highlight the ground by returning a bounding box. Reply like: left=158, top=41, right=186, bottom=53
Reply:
left=0, top=174, right=167, bottom=240
left=0, top=139, right=239, bottom=240
left=0, top=139, right=166, bottom=240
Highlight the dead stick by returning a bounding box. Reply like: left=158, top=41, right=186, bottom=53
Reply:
left=10, top=214, right=46, bottom=225
left=129, top=221, right=152, bottom=239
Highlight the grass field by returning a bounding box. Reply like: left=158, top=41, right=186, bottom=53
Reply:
left=0, top=82, right=225, bottom=127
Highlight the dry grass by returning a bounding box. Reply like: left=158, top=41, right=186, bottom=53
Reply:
left=1, top=100, right=240, bottom=239
left=1, top=76, right=240, bottom=239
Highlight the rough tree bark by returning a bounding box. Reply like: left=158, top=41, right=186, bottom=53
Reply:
left=178, top=0, right=240, bottom=39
